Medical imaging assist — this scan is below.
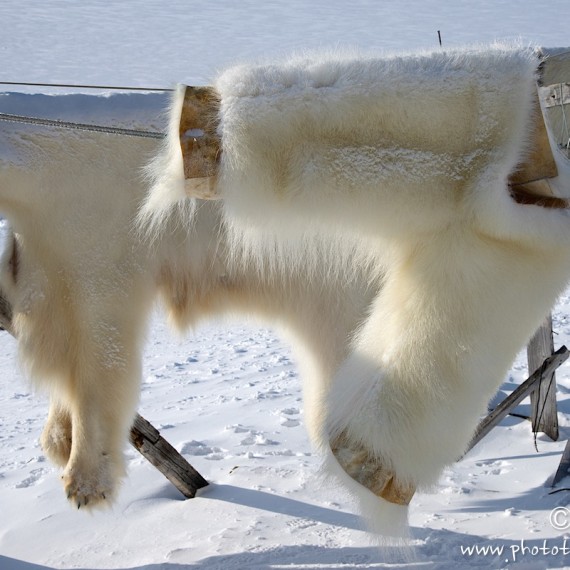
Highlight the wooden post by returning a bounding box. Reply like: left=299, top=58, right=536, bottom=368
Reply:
left=0, top=290, right=13, bottom=334
left=552, top=439, right=570, bottom=487
left=130, top=414, right=208, bottom=498
left=468, top=346, right=569, bottom=452
left=527, top=315, right=559, bottom=441
left=0, top=292, right=208, bottom=498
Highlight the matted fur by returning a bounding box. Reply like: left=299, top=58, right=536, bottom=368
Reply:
left=142, top=43, right=570, bottom=534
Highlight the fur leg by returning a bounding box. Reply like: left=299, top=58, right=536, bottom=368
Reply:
left=63, top=400, right=127, bottom=509
left=62, top=375, right=137, bottom=508
left=60, top=311, right=145, bottom=509
left=41, top=399, right=72, bottom=467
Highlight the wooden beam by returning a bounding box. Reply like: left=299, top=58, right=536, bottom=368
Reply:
left=177, top=74, right=563, bottom=207
left=552, top=438, right=570, bottom=487
left=538, top=48, right=570, bottom=88
left=541, top=83, right=570, bottom=109
left=0, top=290, right=13, bottom=334
left=179, top=86, right=221, bottom=200
left=130, top=414, right=208, bottom=498
left=508, top=92, right=560, bottom=208
left=527, top=315, right=559, bottom=441
left=468, top=346, right=569, bottom=452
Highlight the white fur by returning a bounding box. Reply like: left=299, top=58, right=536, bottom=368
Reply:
left=214, top=44, right=570, bottom=489
left=6, top=43, right=570, bottom=541
left=0, top=126, right=160, bottom=506
left=213, top=44, right=546, bottom=249
left=0, top=122, right=376, bottom=522
left=143, top=43, right=570, bottom=533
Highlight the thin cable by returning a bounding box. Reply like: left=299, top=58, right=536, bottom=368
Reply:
left=0, top=112, right=165, bottom=139
left=532, top=358, right=556, bottom=452
left=0, top=81, right=173, bottom=92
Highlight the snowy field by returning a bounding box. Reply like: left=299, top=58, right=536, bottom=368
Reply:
left=1, top=1, right=570, bottom=569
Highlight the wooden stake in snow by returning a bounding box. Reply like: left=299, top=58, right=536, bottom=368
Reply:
left=130, top=414, right=208, bottom=498
left=552, top=439, right=570, bottom=487
left=527, top=315, right=559, bottom=441
left=468, top=345, right=569, bottom=452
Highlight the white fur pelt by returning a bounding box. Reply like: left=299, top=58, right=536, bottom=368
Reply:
left=143, top=43, right=570, bottom=536
left=0, top=126, right=160, bottom=506
left=0, top=120, right=377, bottom=522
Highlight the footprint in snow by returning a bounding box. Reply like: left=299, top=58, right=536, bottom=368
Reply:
left=15, top=467, right=46, bottom=488
left=180, top=440, right=225, bottom=460
left=280, top=407, right=301, bottom=427
left=281, top=418, right=300, bottom=427
left=240, top=433, right=279, bottom=446
left=225, top=424, right=251, bottom=433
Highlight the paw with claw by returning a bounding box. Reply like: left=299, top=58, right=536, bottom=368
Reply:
left=62, top=452, right=122, bottom=509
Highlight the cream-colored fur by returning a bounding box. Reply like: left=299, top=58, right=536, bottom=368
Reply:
left=0, top=122, right=375, bottom=513
left=5, top=43, right=570, bottom=540
left=143, top=44, right=570, bottom=534
left=0, top=127, right=159, bottom=506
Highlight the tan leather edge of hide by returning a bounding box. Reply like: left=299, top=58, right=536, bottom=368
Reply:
left=179, top=86, right=222, bottom=200
left=331, top=432, right=416, bottom=506
left=508, top=94, right=558, bottom=187
left=178, top=57, right=565, bottom=209
left=508, top=58, right=568, bottom=209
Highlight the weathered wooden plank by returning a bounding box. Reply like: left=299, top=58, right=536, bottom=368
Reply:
left=538, top=48, right=570, bottom=88
left=538, top=49, right=570, bottom=162
left=527, top=315, right=559, bottom=441
left=468, top=346, right=569, bottom=452
left=541, top=83, right=570, bottom=109
left=552, top=438, right=570, bottom=487
left=179, top=86, right=221, bottom=200
left=0, top=291, right=13, bottom=334
left=130, top=414, right=209, bottom=498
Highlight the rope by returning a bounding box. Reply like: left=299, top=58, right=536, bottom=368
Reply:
left=0, top=81, right=173, bottom=92
left=532, top=358, right=556, bottom=452
left=0, top=112, right=165, bottom=139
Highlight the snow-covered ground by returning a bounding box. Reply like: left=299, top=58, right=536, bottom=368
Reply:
left=2, top=1, right=570, bottom=568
